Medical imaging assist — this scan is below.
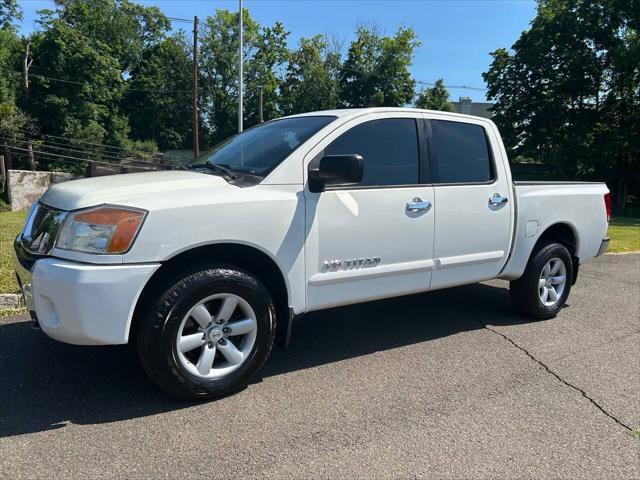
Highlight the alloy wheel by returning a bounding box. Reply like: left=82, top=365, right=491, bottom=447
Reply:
left=538, top=257, right=567, bottom=307
left=175, top=293, right=258, bottom=379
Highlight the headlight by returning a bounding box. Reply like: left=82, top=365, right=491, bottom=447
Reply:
left=56, top=206, right=147, bottom=254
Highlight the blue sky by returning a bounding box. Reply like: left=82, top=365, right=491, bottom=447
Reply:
left=18, top=0, right=537, bottom=102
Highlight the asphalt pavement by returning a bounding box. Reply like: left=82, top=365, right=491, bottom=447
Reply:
left=1, top=254, right=638, bottom=479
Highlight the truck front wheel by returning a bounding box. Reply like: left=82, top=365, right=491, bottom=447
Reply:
left=509, top=242, right=573, bottom=319
left=136, top=265, right=276, bottom=399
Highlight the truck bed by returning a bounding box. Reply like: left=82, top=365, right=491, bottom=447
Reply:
left=499, top=181, right=609, bottom=280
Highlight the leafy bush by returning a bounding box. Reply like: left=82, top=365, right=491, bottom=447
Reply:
left=124, top=139, right=159, bottom=160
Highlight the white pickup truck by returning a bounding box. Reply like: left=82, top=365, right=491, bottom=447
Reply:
left=14, top=108, right=610, bottom=399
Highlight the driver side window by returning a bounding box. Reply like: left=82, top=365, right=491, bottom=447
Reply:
left=324, top=118, right=420, bottom=187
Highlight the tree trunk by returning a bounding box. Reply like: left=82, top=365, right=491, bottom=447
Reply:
left=26, top=142, right=36, bottom=171
left=23, top=41, right=36, bottom=171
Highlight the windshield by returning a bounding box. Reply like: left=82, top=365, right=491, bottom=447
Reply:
left=192, top=116, right=336, bottom=177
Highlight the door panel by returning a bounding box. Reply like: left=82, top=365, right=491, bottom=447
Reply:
left=431, top=184, right=511, bottom=289
left=428, top=117, right=513, bottom=289
left=303, top=113, right=435, bottom=311
left=305, top=186, right=435, bottom=310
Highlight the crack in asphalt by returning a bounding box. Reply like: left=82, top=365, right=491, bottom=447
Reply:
left=470, top=313, right=634, bottom=433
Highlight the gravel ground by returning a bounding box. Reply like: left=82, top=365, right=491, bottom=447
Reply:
left=1, top=254, right=638, bottom=479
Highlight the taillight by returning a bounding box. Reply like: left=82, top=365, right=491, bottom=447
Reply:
left=604, top=192, right=611, bottom=222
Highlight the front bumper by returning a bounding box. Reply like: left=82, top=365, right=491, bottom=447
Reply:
left=14, top=243, right=35, bottom=311
left=14, top=238, right=160, bottom=345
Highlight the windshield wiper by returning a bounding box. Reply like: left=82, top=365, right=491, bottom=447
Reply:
left=205, top=163, right=237, bottom=180
left=184, top=162, right=237, bottom=180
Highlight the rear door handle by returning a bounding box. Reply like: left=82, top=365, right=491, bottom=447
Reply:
left=489, top=193, right=509, bottom=206
left=406, top=197, right=432, bottom=212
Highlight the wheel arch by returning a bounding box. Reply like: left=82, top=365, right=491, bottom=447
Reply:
left=531, top=222, right=580, bottom=284
left=533, top=222, right=579, bottom=257
left=129, top=242, right=292, bottom=347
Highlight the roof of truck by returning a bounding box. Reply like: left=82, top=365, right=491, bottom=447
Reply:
left=287, top=107, right=494, bottom=124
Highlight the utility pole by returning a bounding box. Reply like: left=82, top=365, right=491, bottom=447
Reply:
left=22, top=41, right=35, bottom=170
left=259, top=86, right=264, bottom=123
left=192, top=16, right=200, bottom=160
left=238, top=0, right=243, bottom=132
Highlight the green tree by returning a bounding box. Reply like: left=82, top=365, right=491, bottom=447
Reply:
left=16, top=0, right=171, bottom=172
left=26, top=23, right=129, bottom=150
left=415, top=79, right=455, bottom=112
left=0, top=0, right=27, bottom=169
left=37, top=0, right=170, bottom=73
left=0, top=28, right=25, bottom=141
left=280, top=35, right=341, bottom=115
left=339, top=25, right=419, bottom=107
left=0, top=0, right=21, bottom=30
left=244, top=21, right=289, bottom=125
left=124, top=33, right=194, bottom=150
left=0, top=0, right=21, bottom=111
left=200, top=9, right=259, bottom=143
left=483, top=0, right=639, bottom=207
left=200, top=9, right=288, bottom=143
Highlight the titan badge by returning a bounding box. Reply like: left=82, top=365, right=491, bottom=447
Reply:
left=323, top=256, right=382, bottom=270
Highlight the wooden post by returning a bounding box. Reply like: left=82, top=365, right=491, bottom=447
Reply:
left=86, top=162, right=97, bottom=178
left=259, top=86, right=264, bottom=123
left=192, top=16, right=200, bottom=160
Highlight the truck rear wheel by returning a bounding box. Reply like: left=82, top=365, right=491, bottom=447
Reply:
left=136, top=265, right=276, bottom=399
left=509, top=242, right=573, bottom=319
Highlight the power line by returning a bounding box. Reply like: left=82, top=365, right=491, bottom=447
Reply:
left=12, top=152, right=152, bottom=171
left=1, top=136, right=175, bottom=167
left=12, top=131, right=131, bottom=154
left=12, top=128, right=184, bottom=161
left=2, top=136, right=132, bottom=162
left=167, top=16, right=193, bottom=24
left=13, top=128, right=137, bottom=152
left=3, top=142, right=124, bottom=166
left=0, top=67, right=199, bottom=94
left=167, top=15, right=210, bottom=28
left=3, top=144, right=161, bottom=170
left=416, top=80, right=487, bottom=92
left=339, top=65, right=487, bottom=92
left=4, top=64, right=487, bottom=97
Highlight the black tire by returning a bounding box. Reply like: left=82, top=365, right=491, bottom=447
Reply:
left=136, top=264, right=276, bottom=400
left=509, top=241, right=573, bottom=320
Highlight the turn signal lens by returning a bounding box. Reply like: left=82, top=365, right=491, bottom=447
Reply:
left=604, top=192, right=611, bottom=223
left=57, top=206, right=146, bottom=254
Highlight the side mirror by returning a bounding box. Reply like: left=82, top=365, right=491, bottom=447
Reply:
left=308, top=154, right=364, bottom=192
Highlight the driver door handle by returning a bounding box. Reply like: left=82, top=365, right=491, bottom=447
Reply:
left=489, top=193, right=509, bottom=206
left=406, top=197, right=432, bottom=212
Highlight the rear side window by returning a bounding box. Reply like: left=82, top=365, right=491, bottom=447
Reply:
left=325, top=118, right=419, bottom=187
left=430, top=120, right=493, bottom=183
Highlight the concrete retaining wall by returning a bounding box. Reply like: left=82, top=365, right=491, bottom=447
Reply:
left=7, top=169, right=76, bottom=211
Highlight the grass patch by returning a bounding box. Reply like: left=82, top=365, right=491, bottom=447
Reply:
left=608, top=217, right=640, bottom=253
left=630, top=429, right=640, bottom=439
left=0, top=307, right=26, bottom=317
left=0, top=210, right=26, bottom=294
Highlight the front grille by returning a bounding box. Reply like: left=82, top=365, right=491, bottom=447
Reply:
left=31, top=203, right=52, bottom=233
left=21, top=202, right=67, bottom=255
